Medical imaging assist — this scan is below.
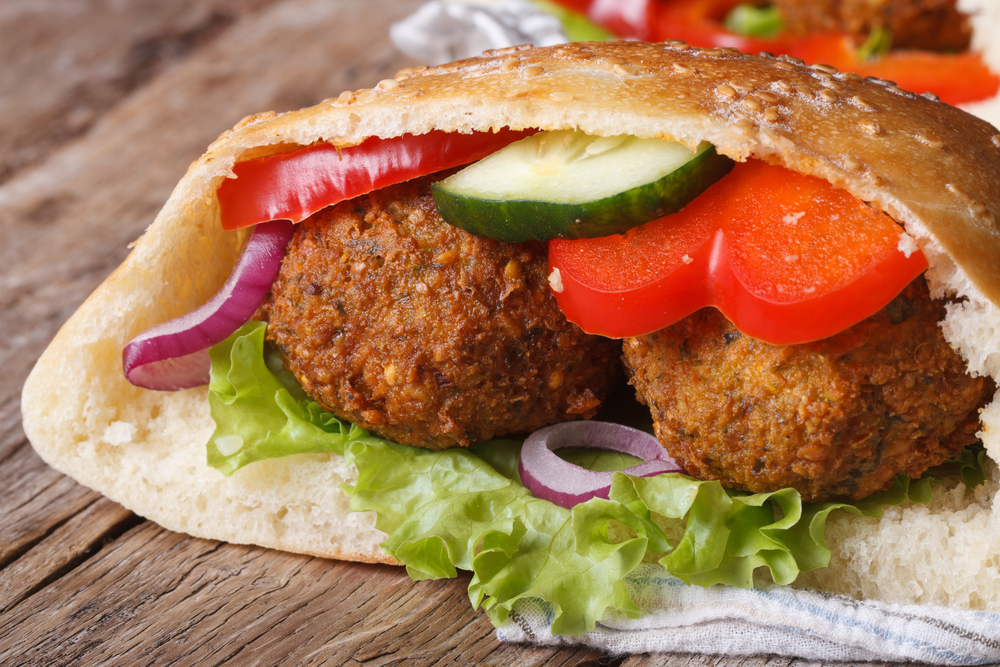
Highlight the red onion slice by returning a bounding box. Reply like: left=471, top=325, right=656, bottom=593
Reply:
left=123, top=219, right=295, bottom=391
left=518, top=421, right=684, bottom=508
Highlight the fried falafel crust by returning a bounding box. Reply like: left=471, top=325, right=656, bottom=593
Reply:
left=772, top=0, right=971, bottom=52
left=260, top=176, right=621, bottom=450
left=623, top=278, right=992, bottom=502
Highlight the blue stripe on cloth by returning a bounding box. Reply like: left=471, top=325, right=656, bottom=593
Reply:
left=759, top=587, right=995, bottom=665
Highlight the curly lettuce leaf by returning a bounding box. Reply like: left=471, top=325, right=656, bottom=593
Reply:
left=205, top=323, right=984, bottom=636
left=206, top=322, right=387, bottom=475
left=345, top=438, right=647, bottom=635
left=529, top=0, right=615, bottom=42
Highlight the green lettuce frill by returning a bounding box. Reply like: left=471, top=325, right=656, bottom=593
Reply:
left=206, top=322, right=981, bottom=636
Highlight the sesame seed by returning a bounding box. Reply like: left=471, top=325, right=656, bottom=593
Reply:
left=842, top=155, right=863, bottom=172
left=945, top=183, right=992, bottom=225
left=915, top=133, right=944, bottom=149
left=992, top=135, right=1000, bottom=149
left=337, top=90, right=353, bottom=103
left=717, top=84, right=737, bottom=98
left=795, top=85, right=813, bottom=96
left=349, top=112, right=361, bottom=124
left=886, top=84, right=914, bottom=97
left=731, top=81, right=753, bottom=92
left=356, top=89, right=377, bottom=103
left=377, top=79, right=400, bottom=90
left=921, top=91, right=940, bottom=102
left=819, top=89, right=838, bottom=103
left=812, top=63, right=839, bottom=74
left=841, top=72, right=863, bottom=82
left=774, top=80, right=794, bottom=93
left=486, top=44, right=532, bottom=57
left=613, top=63, right=635, bottom=77
left=755, top=91, right=780, bottom=104
left=736, top=119, right=754, bottom=133
left=701, top=48, right=725, bottom=58
left=813, top=71, right=834, bottom=81
left=774, top=61, right=796, bottom=71
left=758, top=51, right=776, bottom=58
left=398, top=88, right=420, bottom=99
left=864, top=171, right=886, bottom=186
left=851, top=96, right=876, bottom=111
left=859, top=120, right=882, bottom=136
left=866, top=76, right=895, bottom=87
left=778, top=55, right=805, bottom=65
left=673, top=63, right=693, bottom=75
left=764, top=107, right=780, bottom=122
left=604, top=56, right=624, bottom=65
left=522, top=65, right=544, bottom=78
left=743, top=97, right=763, bottom=112
left=501, top=57, right=520, bottom=72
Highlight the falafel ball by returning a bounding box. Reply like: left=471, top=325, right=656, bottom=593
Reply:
left=771, top=0, right=971, bottom=53
left=622, top=278, right=993, bottom=502
left=259, top=175, right=621, bottom=449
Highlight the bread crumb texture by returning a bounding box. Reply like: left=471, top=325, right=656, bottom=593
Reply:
left=22, top=41, right=1000, bottom=594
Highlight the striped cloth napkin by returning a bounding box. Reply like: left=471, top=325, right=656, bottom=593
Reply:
left=497, top=564, right=1000, bottom=664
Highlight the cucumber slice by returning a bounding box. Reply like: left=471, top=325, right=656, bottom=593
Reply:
left=431, top=130, right=734, bottom=242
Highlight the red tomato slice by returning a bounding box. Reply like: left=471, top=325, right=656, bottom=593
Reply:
left=549, top=161, right=928, bottom=344
left=218, top=128, right=533, bottom=231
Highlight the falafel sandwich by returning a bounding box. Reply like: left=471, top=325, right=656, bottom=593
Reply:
left=21, top=39, right=1000, bottom=654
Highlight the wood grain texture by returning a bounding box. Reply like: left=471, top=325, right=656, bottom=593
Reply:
left=0, top=0, right=936, bottom=665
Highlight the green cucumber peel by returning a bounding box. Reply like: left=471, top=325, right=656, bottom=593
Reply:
left=858, top=26, right=893, bottom=62
left=432, top=131, right=735, bottom=242
left=723, top=4, right=785, bottom=38
left=205, top=322, right=985, bottom=636
left=529, top=0, right=616, bottom=41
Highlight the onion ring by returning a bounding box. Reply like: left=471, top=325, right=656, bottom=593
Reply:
left=123, top=219, right=294, bottom=390
left=517, top=421, right=684, bottom=508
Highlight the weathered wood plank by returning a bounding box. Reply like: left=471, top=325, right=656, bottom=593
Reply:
left=0, top=0, right=278, bottom=185
left=0, top=496, right=136, bottom=614
left=0, top=446, right=101, bottom=568
left=0, top=522, right=610, bottom=666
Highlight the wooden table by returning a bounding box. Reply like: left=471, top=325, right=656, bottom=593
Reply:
left=0, top=2, right=910, bottom=665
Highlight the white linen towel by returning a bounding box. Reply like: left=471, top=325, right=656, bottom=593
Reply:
left=497, top=564, right=1000, bottom=664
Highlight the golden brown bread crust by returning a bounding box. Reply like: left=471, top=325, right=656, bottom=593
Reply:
left=21, top=41, right=1000, bottom=586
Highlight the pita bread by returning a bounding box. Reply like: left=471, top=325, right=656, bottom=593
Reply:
left=22, top=41, right=1000, bottom=606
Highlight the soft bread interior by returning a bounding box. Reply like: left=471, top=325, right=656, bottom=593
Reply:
left=22, top=41, right=1000, bottom=602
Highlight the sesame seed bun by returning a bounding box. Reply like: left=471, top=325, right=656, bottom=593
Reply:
left=21, top=42, right=1000, bottom=607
